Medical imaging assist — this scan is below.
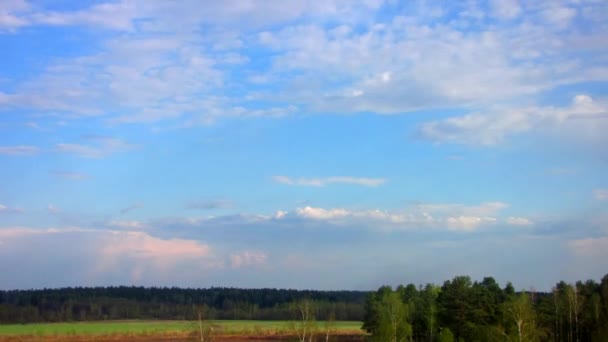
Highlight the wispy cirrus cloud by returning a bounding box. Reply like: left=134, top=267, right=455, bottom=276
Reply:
left=273, top=175, right=386, bottom=187
left=0, top=204, right=23, bottom=214
left=0, top=145, right=39, bottom=156
left=47, top=204, right=60, bottom=214
left=54, top=137, right=135, bottom=158
left=186, top=199, right=233, bottom=210
left=50, top=170, right=89, bottom=180
left=120, top=203, right=142, bottom=215
left=108, top=220, right=146, bottom=230
left=506, top=217, right=534, bottom=226
left=419, top=95, right=608, bottom=146
left=0, top=0, right=30, bottom=31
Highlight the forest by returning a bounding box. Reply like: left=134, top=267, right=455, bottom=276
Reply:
left=1, top=273, right=607, bottom=342
left=0, top=286, right=366, bottom=323
left=363, top=274, right=608, bottom=342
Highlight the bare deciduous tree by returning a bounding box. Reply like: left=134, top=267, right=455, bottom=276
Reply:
left=290, top=300, right=317, bottom=342
left=196, top=305, right=215, bottom=342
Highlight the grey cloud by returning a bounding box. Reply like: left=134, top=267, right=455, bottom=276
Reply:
left=120, top=203, right=142, bottom=215
left=186, top=199, right=233, bottom=210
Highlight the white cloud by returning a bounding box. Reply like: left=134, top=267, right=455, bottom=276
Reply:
left=30, top=2, right=137, bottom=31
left=419, top=95, right=608, bottom=145
left=230, top=250, right=268, bottom=268
left=108, top=220, right=146, bottom=230
left=99, top=231, right=212, bottom=263
left=54, top=143, right=100, bottom=158
left=0, top=145, right=39, bottom=156
left=295, top=206, right=352, bottom=220
left=255, top=5, right=608, bottom=117
left=0, top=1, right=382, bottom=124
left=273, top=175, right=386, bottom=187
left=446, top=216, right=497, bottom=232
left=0, top=204, right=23, bottom=214
left=47, top=204, right=60, bottom=214
left=569, top=236, right=608, bottom=258
left=542, top=5, right=577, bottom=28
left=0, top=227, right=210, bottom=263
left=491, top=0, right=521, bottom=19
left=0, top=0, right=30, bottom=31
left=50, top=170, right=89, bottom=180
left=1, top=1, right=605, bottom=128
left=0, top=227, right=222, bottom=284
left=594, top=189, right=608, bottom=201
left=283, top=201, right=514, bottom=232
left=54, top=137, right=135, bottom=158
left=507, top=217, right=534, bottom=226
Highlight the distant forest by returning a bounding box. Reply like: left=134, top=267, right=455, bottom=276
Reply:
left=0, top=287, right=367, bottom=323
left=2, top=273, right=607, bottom=342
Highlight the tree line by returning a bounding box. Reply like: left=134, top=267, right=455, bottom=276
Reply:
left=363, top=274, right=608, bottom=342
left=0, top=286, right=366, bottom=323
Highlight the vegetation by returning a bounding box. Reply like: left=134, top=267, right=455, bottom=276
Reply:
left=0, top=287, right=365, bottom=323
left=2, top=273, right=608, bottom=341
left=0, top=320, right=363, bottom=337
left=363, top=274, right=608, bottom=342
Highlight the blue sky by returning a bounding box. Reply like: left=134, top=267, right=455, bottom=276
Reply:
left=1, top=0, right=607, bottom=291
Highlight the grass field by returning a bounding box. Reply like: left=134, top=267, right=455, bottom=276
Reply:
left=0, top=320, right=364, bottom=337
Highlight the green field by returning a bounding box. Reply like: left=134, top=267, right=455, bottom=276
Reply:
left=0, top=320, right=364, bottom=337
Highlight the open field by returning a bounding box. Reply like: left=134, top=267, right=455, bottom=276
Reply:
left=0, top=320, right=365, bottom=341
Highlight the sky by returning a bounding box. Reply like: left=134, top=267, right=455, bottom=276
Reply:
left=0, top=0, right=607, bottom=291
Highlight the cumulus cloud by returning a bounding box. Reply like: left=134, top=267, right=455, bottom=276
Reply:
left=541, top=5, right=577, bottom=28
left=30, top=2, right=137, bottom=31
left=230, top=250, right=268, bottom=268
left=446, top=216, right=497, bottom=232
left=277, top=201, right=521, bottom=232
left=419, top=95, right=608, bottom=145
left=0, top=227, right=222, bottom=286
left=98, top=231, right=212, bottom=263
left=1, top=1, right=606, bottom=129
left=0, top=145, right=39, bottom=156
left=491, top=0, right=522, bottom=19
left=0, top=0, right=30, bottom=31
left=273, top=176, right=386, bottom=187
